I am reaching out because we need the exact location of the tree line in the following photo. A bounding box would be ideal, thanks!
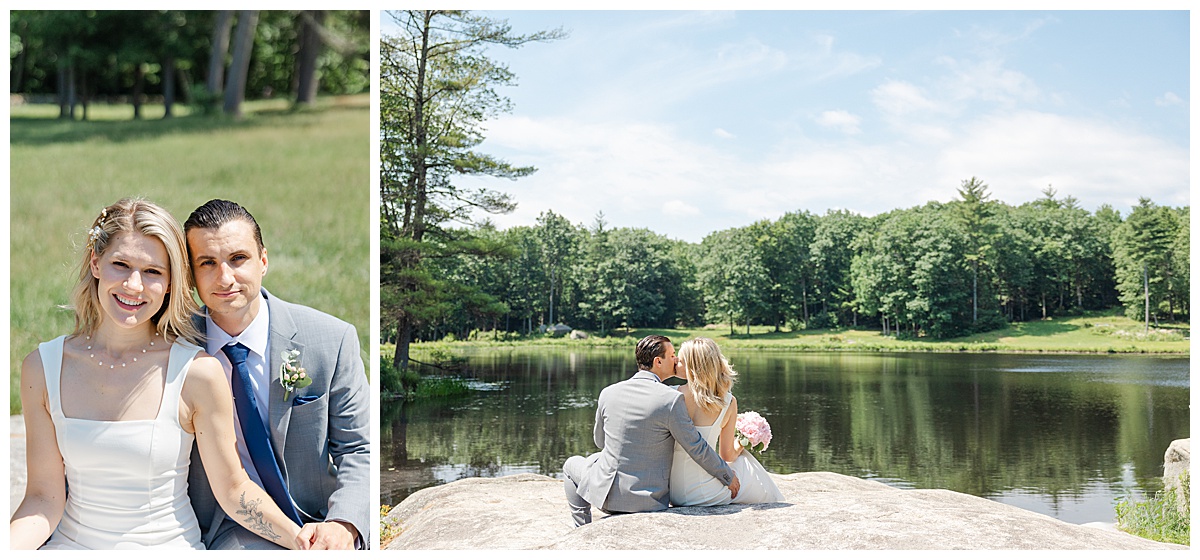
[10,10,368,119]
[378,10,1187,370]
[388,184,1187,345]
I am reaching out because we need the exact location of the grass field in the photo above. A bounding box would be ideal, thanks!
[9,96,370,414]
[408,309,1189,356]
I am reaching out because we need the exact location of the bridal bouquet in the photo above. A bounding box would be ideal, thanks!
[735,411,773,453]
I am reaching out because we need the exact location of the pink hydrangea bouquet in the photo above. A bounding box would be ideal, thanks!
[735,411,773,453]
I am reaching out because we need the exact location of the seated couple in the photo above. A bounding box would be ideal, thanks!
[562,335,784,526]
[10,198,369,550]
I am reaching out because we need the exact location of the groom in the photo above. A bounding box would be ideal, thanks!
[183,199,370,550]
[562,335,739,526]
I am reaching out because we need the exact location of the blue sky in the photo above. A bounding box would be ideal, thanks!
[384,10,1190,243]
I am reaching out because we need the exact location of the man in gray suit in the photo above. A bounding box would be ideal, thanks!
[562,335,740,526]
[183,200,370,550]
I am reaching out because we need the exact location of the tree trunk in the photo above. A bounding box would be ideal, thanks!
[972,262,978,324]
[393,316,412,371]
[132,63,145,120]
[224,10,259,118]
[13,34,27,94]
[207,10,233,95]
[57,63,69,119]
[79,71,88,121]
[162,57,177,118]
[66,61,78,120]
[295,10,326,105]
[1143,263,1150,333]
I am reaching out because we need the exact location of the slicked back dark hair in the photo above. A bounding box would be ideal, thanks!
[184,199,265,255]
[635,335,672,371]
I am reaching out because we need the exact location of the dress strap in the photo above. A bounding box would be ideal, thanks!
[159,340,202,423]
[712,392,734,429]
[37,335,68,420]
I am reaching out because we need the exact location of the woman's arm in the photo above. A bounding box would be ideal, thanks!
[718,395,740,462]
[9,350,67,550]
[181,354,306,550]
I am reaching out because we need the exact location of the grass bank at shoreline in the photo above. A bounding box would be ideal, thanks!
[404,310,1189,356]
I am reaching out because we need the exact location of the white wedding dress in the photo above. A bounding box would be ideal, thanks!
[669,392,785,506]
[38,335,205,550]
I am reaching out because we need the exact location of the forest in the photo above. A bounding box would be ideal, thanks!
[10,10,369,117]
[388,184,1188,344]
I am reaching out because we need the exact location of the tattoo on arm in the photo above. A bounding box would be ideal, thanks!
[236,491,282,542]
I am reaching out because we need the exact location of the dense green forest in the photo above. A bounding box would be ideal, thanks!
[10,10,369,117]
[387,184,1187,344]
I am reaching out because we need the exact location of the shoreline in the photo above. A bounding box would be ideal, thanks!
[406,339,1189,356]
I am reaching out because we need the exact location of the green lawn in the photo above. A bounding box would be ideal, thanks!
[410,309,1189,355]
[9,96,370,414]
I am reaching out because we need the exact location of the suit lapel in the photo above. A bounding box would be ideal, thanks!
[265,290,301,465]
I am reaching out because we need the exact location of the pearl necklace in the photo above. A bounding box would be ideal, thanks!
[84,332,161,369]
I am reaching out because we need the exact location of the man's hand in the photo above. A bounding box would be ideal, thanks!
[297,520,358,550]
[728,473,741,500]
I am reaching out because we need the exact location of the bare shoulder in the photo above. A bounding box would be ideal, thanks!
[20,347,46,388]
[181,353,228,399]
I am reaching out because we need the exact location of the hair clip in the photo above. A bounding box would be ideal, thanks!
[87,225,104,249]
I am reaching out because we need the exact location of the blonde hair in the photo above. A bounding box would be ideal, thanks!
[678,337,737,413]
[70,198,202,345]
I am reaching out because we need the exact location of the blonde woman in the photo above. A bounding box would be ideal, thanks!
[669,337,785,506]
[9,199,307,550]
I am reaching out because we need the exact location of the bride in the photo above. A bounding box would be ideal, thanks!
[9,198,307,550]
[669,337,785,506]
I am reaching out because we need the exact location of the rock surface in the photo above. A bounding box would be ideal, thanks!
[383,472,1184,550]
[10,415,27,515]
[1163,438,1190,508]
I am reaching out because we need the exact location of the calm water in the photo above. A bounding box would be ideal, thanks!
[382,348,1190,525]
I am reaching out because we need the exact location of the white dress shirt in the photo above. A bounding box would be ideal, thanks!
[204,299,272,489]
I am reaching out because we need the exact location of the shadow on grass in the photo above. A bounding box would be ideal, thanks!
[10,102,366,146]
[949,319,1083,342]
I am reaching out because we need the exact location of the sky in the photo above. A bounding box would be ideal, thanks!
[383,10,1191,243]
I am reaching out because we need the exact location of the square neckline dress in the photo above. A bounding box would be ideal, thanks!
[37,335,205,550]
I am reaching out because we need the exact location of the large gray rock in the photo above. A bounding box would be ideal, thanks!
[11,415,27,515]
[383,472,1184,550]
[1163,438,1190,509]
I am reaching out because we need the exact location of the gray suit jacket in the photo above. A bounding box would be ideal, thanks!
[576,370,735,513]
[186,288,371,547]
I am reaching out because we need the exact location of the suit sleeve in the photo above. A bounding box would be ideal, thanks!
[321,322,371,543]
[593,389,606,450]
[666,393,734,486]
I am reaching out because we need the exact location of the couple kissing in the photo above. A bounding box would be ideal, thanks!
[563,335,784,526]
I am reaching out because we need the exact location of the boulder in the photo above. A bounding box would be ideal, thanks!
[383,472,1183,550]
[1163,438,1190,509]
[570,330,589,340]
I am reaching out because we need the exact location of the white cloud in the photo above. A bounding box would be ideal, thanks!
[871,80,942,116]
[1156,92,1183,107]
[798,34,882,82]
[936,111,1189,208]
[463,107,1188,243]
[815,110,862,135]
[713,128,736,139]
[664,200,702,217]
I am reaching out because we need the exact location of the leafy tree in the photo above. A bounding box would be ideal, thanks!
[379,10,563,369]
[810,209,864,328]
[1113,198,1175,330]
[699,227,771,335]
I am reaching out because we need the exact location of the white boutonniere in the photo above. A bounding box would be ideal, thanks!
[280,349,312,401]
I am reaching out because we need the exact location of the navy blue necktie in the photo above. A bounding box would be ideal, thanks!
[222,342,302,525]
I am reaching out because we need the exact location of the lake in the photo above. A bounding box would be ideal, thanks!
[382,347,1190,525]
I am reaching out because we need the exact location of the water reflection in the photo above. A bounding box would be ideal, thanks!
[382,348,1190,524]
